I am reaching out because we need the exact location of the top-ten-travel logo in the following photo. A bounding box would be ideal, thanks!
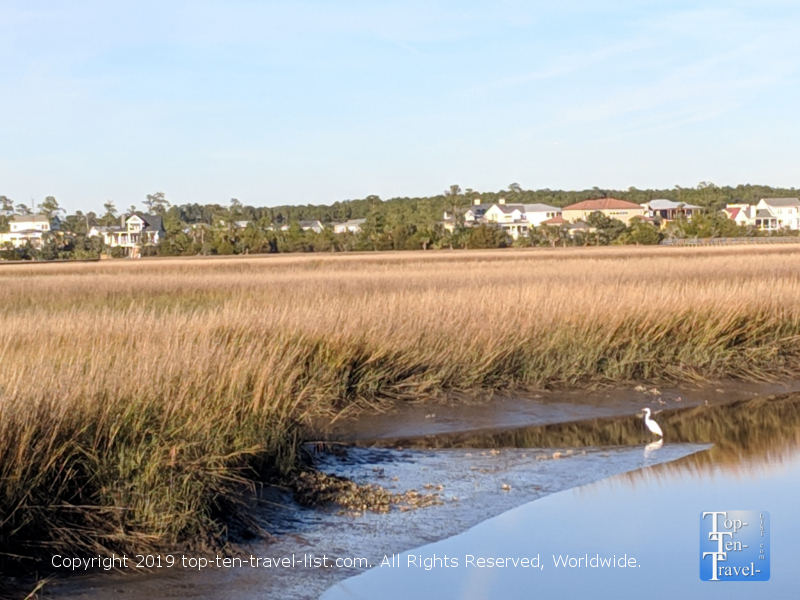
[700,511,770,581]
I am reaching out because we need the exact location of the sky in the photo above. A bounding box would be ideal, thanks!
[2,0,800,214]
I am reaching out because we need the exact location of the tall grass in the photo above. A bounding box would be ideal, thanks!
[2,246,800,568]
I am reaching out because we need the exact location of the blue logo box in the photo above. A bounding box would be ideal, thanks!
[700,511,769,581]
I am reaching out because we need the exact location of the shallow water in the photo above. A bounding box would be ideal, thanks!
[321,400,800,600]
[45,392,800,600]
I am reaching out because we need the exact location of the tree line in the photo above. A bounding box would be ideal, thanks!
[1,182,798,260]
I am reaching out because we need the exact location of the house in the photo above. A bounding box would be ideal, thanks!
[332,219,366,234]
[0,214,60,248]
[463,199,492,223]
[521,204,562,227]
[484,201,525,224]
[92,214,165,252]
[280,219,325,233]
[541,215,592,236]
[562,198,646,225]
[754,209,780,232]
[723,204,755,227]
[756,198,800,230]
[480,199,562,239]
[642,199,702,224]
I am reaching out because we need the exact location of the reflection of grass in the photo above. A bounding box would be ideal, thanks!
[4,248,800,569]
[387,394,800,472]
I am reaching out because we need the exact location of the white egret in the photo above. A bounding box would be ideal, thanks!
[642,407,663,438]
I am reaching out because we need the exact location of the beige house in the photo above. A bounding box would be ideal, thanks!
[0,215,60,248]
[562,198,646,225]
[90,214,165,253]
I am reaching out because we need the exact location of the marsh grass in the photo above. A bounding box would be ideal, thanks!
[2,246,800,570]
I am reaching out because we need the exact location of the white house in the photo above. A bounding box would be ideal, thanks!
[520,203,562,227]
[642,199,702,223]
[756,198,800,231]
[0,215,60,248]
[332,219,365,234]
[481,200,561,239]
[723,204,756,227]
[91,214,165,252]
[484,202,525,224]
[280,219,325,234]
[463,200,492,223]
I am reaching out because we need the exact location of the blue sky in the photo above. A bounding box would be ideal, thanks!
[2,1,800,213]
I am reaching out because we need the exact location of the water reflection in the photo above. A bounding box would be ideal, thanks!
[365,393,800,473]
[323,394,800,600]
[642,439,663,466]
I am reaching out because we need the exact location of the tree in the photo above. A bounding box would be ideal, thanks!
[0,196,13,215]
[444,185,464,233]
[229,198,243,221]
[40,196,63,219]
[144,192,170,214]
[101,200,118,226]
[621,220,662,245]
[0,196,13,233]
[585,212,628,245]
[16,203,32,216]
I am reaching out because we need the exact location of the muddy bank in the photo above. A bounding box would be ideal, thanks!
[321,380,800,444]
[44,443,706,600]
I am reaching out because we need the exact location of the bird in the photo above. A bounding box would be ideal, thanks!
[642,407,663,439]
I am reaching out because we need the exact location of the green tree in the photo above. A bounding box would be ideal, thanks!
[40,196,63,218]
[144,192,170,215]
[620,220,662,245]
[101,200,118,226]
[585,212,628,245]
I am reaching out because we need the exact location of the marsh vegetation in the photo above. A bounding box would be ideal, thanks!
[2,246,800,570]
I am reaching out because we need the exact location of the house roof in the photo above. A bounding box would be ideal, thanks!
[521,204,560,213]
[646,199,702,210]
[10,214,50,223]
[298,219,323,228]
[491,204,525,214]
[726,207,741,220]
[541,216,568,225]
[756,209,774,219]
[562,198,642,211]
[760,197,800,207]
[135,214,164,233]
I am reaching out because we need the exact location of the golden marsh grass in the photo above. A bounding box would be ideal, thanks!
[2,245,800,567]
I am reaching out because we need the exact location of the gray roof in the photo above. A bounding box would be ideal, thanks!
[647,199,702,210]
[521,203,560,213]
[10,214,50,223]
[495,204,525,214]
[298,219,323,227]
[138,214,164,233]
[755,209,774,219]
[760,197,800,207]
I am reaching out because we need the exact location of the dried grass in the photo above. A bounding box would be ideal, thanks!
[2,246,800,566]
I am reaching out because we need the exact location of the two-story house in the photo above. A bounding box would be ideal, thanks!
[756,198,800,231]
[562,198,646,225]
[90,214,165,252]
[0,215,60,248]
